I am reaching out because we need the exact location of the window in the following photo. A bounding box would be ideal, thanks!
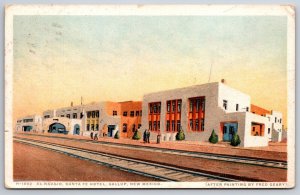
[86,124,90,131]
[275,117,277,123]
[122,123,127,132]
[92,111,95,118]
[130,111,134,117]
[95,124,99,131]
[123,111,128,116]
[87,112,91,118]
[136,111,139,116]
[61,115,65,117]
[148,102,161,131]
[132,124,136,132]
[140,110,142,116]
[91,124,94,131]
[190,119,193,130]
[150,104,153,113]
[167,101,171,112]
[96,111,99,117]
[73,113,77,119]
[236,104,239,111]
[158,104,161,113]
[223,100,228,110]
[113,111,117,116]
[190,101,193,112]
[178,100,182,112]
[44,115,50,119]
[196,99,200,111]
[177,120,181,131]
[153,121,157,130]
[66,114,70,118]
[166,120,170,131]
[138,124,141,129]
[268,128,271,134]
[153,105,157,113]
[171,120,175,131]
[172,101,176,113]
[201,119,205,131]
[23,118,34,123]
[280,119,282,123]
[195,119,199,131]
[201,100,205,111]
[246,107,249,112]
[158,121,160,130]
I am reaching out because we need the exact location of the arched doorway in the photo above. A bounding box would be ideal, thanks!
[73,124,80,135]
[48,123,67,134]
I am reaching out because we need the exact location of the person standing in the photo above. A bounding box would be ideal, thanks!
[147,129,151,143]
[143,129,147,143]
[94,132,98,140]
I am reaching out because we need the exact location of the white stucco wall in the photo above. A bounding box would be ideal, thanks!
[140,82,270,147]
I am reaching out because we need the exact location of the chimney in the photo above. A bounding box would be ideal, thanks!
[71,102,73,107]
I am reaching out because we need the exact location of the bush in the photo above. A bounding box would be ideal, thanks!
[209,129,218,144]
[114,131,119,139]
[230,132,241,146]
[176,128,185,141]
[132,130,141,140]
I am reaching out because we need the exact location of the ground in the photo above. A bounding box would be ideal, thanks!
[13,142,157,181]
[13,132,287,182]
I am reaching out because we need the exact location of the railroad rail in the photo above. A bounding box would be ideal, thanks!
[15,133,288,169]
[14,137,238,182]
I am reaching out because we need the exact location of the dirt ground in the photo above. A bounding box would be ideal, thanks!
[14,134,287,182]
[13,142,157,181]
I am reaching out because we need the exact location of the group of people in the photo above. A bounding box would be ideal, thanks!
[143,129,151,143]
[90,132,98,140]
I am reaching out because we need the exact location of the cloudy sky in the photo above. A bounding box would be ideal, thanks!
[13,16,287,126]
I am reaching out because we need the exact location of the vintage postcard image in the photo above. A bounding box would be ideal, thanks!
[5,5,295,188]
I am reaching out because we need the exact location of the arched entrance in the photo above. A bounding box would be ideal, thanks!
[73,124,80,135]
[48,123,68,134]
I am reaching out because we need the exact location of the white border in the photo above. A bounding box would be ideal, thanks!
[5,4,295,189]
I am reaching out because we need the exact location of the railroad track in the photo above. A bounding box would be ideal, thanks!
[14,137,238,182]
[15,133,288,169]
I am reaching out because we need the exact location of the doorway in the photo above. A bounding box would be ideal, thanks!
[108,125,115,137]
[222,123,238,142]
[73,124,80,135]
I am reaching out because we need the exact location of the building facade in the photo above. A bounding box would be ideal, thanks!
[16,101,142,139]
[15,82,284,147]
[140,82,284,147]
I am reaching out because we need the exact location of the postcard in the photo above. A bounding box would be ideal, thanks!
[5,4,295,188]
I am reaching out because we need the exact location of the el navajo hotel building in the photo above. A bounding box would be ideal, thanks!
[16,82,285,147]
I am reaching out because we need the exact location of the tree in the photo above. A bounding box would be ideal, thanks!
[176,127,185,141]
[132,130,141,140]
[209,129,218,144]
[114,131,119,139]
[230,132,241,146]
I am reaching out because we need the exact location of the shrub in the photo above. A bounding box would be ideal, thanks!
[209,129,218,144]
[132,130,141,140]
[176,128,185,141]
[114,131,119,139]
[230,132,241,146]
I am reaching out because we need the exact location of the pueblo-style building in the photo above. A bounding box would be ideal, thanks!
[15,82,284,147]
[16,101,142,139]
[140,82,284,147]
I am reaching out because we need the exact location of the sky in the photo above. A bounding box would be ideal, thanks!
[13,16,287,127]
